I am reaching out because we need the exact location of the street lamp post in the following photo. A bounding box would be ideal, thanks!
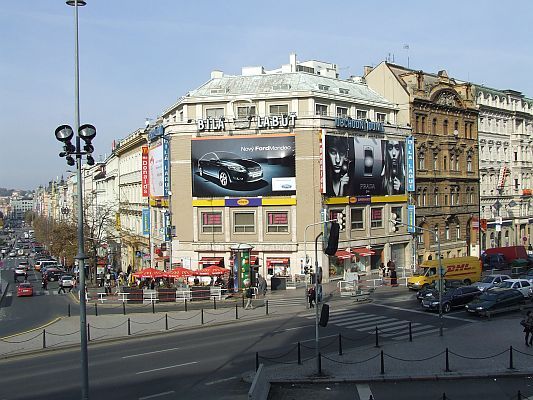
[54,1,93,398]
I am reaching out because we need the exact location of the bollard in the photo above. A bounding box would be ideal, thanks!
[297,342,302,365]
[318,352,322,375]
[409,322,412,342]
[442,393,447,400]
[165,313,168,331]
[375,326,379,348]
[42,329,46,349]
[518,390,522,400]
[185,299,188,312]
[152,301,155,314]
[128,318,131,336]
[87,324,91,342]
[213,298,216,310]
[380,350,384,374]
[445,348,450,372]
[338,334,343,356]
[201,309,204,325]
[255,352,259,371]
[509,345,514,370]
[242,295,245,308]
[68,303,71,317]
[235,303,239,320]
[266,300,269,315]
[122,302,126,316]
[95,302,98,317]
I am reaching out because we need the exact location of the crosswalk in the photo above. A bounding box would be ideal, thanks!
[305,308,442,341]
[6,289,73,297]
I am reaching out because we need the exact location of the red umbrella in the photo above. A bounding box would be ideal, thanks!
[132,267,165,279]
[195,265,229,276]
[165,266,193,278]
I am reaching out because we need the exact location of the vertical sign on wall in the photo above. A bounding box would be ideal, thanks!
[142,146,149,197]
[320,129,326,194]
[407,205,416,233]
[406,136,415,192]
[163,138,170,197]
[142,208,150,236]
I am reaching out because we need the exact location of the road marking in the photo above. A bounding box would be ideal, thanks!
[123,347,182,359]
[357,383,373,400]
[293,334,338,344]
[136,361,198,375]
[138,391,176,400]
[370,303,475,322]
[272,324,315,333]
[205,376,238,386]
[0,317,62,340]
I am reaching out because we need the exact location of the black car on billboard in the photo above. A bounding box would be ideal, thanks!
[198,151,263,188]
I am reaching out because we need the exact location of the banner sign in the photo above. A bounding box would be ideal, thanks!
[321,134,406,197]
[407,205,416,233]
[142,146,149,197]
[191,134,295,197]
[149,138,169,200]
[405,136,415,192]
[142,208,150,236]
[163,212,170,241]
[163,138,170,197]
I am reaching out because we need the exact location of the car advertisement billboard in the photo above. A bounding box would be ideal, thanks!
[321,134,406,197]
[149,138,169,198]
[191,134,295,197]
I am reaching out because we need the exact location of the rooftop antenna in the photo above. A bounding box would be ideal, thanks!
[403,44,410,68]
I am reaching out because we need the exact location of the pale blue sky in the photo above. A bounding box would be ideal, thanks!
[1,0,532,190]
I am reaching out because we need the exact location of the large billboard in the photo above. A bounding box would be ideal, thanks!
[191,134,295,197]
[149,138,169,198]
[321,134,406,197]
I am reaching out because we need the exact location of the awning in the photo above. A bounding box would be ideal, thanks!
[334,250,353,260]
[266,258,290,266]
[352,248,375,257]
[199,257,224,267]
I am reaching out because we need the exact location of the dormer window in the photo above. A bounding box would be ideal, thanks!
[318,84,330,91]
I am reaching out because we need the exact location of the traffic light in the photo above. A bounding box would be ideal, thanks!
[337,212,346,231]
[390,212,399,232]
[323,221,340,256]
[304,265,309,275]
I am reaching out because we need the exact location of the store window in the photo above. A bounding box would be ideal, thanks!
[233,212,255,233]
[371,207,383,228]
[201,212,222,233]
[266,211,289,233]
[329,209,345,231]
[269,104,289,115]
[350,208,364,230]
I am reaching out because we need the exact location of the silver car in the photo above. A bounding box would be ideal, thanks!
[473,274,510,292]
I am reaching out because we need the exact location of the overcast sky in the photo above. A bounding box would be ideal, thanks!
[1,0,532,190]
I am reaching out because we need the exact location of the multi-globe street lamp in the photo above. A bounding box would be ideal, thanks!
[53,1,93,398]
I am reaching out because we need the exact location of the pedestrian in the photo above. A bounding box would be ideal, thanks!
[244,285,254,309]
[524,311,533,346]
[308,286,316,308]
[104,279,111,295]
[390,269,398,287]
[57,280,66,294]
[42,275,48,290]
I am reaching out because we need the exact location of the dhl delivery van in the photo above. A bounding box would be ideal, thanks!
[407,256,481,290]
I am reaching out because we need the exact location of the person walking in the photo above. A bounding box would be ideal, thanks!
[308,286,316,308]
[57,280,66,294]
[524,311,533,346]
[41,275,48,290]
[244,285,254,309]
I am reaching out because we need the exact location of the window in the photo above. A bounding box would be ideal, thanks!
[455,155,459,171]
[515,179,519,190]
[432,118,437,134]
[434,188,439,206]
[418,152,425,169]
[351,208,364,230]
[371,207,383,228]
[443,156,447,170]
[421,116,426,133]
[269,104,289,115]
[266,211,289,233]
[329,209,345,231]
[206,108,224,118]
[456,224,461,239]
[445,223,450,240]
[422,189,427,206]
[433,154,438,170]
[357,109,367,120]
[318,84,330,91]
[454,121,459,135]
[201,212,222,233]
[339,88,349,95]
[391,206,402,224]
[415,116,419,133]
[237,106,256,118]
[315,104,328,116]
[514,152,518,161]
[336,106,348,117]
[376,112,386,123]
[469,187,474,204]
[443,120,448,135]
[233,212,255,233]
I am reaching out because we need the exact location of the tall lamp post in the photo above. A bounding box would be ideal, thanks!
[54,1,94,398]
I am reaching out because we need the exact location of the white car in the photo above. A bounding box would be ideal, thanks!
[473,274,511,292]
[495,279,533,298]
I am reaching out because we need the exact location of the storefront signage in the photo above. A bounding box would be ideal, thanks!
[335,118,384,132]
[142,146,149,197]
[406,136,415,192]
[197,118,225,132]
[257,114,297,129]
[225,198,262,207]
[407,205,416,233]
[142,208,150,236]
[163,138,170,197]
[148,125,164,142]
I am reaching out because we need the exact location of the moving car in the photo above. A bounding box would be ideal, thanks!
[407,257,481,290]
[472,274,511,292]
[14,265,28,281]
[198,151,263,188]
[465,288,525,315]
[59,275,75,288]
[35,260,57,272]
[17,282,33,297]
[416,279,464,301]
[422,286,481,313]
[496,279,533,298]
[45,268,64,282]
[8,251,16,257]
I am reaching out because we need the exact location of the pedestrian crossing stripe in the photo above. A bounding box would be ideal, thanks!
[304,310,444,340]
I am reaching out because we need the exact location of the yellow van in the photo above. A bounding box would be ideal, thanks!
[407,256,481,290]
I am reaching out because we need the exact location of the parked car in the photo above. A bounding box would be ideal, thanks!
[198,151,263,188]
[422,286,482,313]
[510,266,528,278]
[465,288,525,315]
[495,279,533,298]
[416,279,464,301]
[481,253,507,270]
[472,274,511,292]
[518,269,533,284]
[17,282,33,297]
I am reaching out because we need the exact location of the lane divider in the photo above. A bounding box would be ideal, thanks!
[0,316,62,340]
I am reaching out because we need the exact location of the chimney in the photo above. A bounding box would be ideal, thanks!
[289,53,297,72]
[211,70,224,79]
[363,66,373,77]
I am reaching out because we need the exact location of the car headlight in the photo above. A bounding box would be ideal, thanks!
[228,165,246,172]
[476,306,483,310]
[431,301,439,305]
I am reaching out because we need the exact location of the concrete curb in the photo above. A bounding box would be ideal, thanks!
[0,282,9,306]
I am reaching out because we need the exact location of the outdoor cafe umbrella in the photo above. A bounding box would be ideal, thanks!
[195,265,229,276]
[132,267,165,279]
[165,266,193,278]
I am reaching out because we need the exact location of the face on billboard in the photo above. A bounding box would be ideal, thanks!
[191,134,295,197]
[322,134,405,197]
